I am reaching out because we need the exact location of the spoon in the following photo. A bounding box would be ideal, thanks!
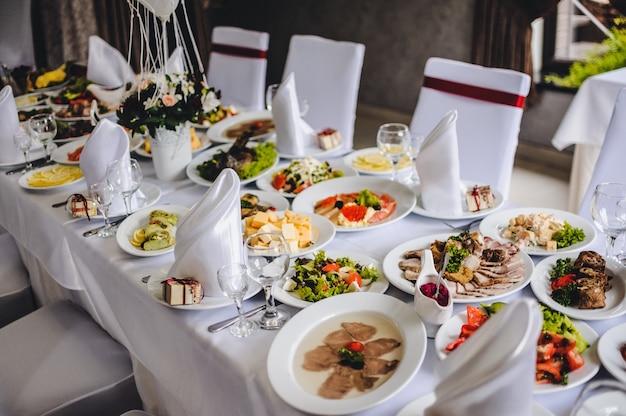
[434,252,450,299]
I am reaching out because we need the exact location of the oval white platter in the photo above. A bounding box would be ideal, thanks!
[207,110,275,144]
[531,253,626,320]
[291,176,416,232]
[18,164,84,191]
[434,309,600,395]
[267,292,427,415]
[256,159,359,198]
[186,142,278,187]
[342,147,412,176]
[382,233,535,303]
[274,250,389,308]
[479,207,596,256]
[116,204,189,257]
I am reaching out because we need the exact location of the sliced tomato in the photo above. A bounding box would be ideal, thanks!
[445,337,467,352]
[537,343,557,362]
[566,349,585,371]
[293,182,311,194]
[345,272,362,287]
[322,263,340,273]
[466,305,489,327]
[340,205,368,222]
[550,273,576,290]
[459,324,480,338]
[271,173,287,190]
[536,362,563,383]
[346,341,364,353]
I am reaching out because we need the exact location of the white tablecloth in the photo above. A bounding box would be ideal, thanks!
[552,67,626,212]
[0,155,622,416]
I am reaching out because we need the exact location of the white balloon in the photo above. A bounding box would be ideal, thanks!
[137,0,180,20]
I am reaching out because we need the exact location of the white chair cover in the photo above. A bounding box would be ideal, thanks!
[282,35,365,157]
[207,26,269,111]
[0,0,35,68]
[0,300,142,415]
[0,233,34,328]
[578,87,626,221]
[410,57,531,199]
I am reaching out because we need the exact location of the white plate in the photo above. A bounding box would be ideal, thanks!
[412,180,504,220]
[396,393,554,416]
[186,142,278,187]
[267,292,427,415]
[243,210,335,258]
[382,233,534,302]
[531,253,626,320]
[275,250,389,308]
[597,322,626,384]
[18,164,84,191]
[256,159,359,198]
[239,190,290,214]
[134,130,212,158]
[146,263,261,310]
[207,110,275,144]
[479,208,597,256]
[434,309,600,394]
[291,176,416,232]
[51,137,87,165]
[116,204,188,257]
[14,92,49,108]
[342,147,412,176]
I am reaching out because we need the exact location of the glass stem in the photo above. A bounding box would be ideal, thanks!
[123,196,132,216]
[23,151,32,170]
[234,296,245,324]
[102,206,111,229]
[606,234,618,259]
[263,284,277,316]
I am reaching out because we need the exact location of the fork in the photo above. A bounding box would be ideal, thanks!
[442,218,482,232]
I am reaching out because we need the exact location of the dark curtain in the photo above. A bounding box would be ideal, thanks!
[471,0,560,103]
[92,0,212,76]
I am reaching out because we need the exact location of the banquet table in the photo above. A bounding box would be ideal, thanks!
[552,67,626,213]
[0,152,623,416]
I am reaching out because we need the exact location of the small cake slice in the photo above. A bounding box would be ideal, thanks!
[68,194,97,218]
[162,278,203,305]
[466,185,495,212]
[317,128,342,150]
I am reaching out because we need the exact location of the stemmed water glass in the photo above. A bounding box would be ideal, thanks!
[244,232,290,330]
[88,180,116,238]
[106,158,142,216]
[265,83,309,116]
[217,263,259,338]
[377,123,410,182]
[28,113,57,165]
[590,182,626,260]
[405,132,424,186]
[13,130,33,172]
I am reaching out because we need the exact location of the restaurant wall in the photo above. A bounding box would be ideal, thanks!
[207,0,475,114]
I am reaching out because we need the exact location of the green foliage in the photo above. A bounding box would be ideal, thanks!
[545,18,626,89]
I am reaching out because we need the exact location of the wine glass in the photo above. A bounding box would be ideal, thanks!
[106,158,142,216]
[405,132,424,186]
[265,83,309,116]
[244,232,290,330]
[217,263,259,338]
[377,123,410,182]
[590,182,626,260]
[569,379,626,416]
[28,113,57,165]
[88,180,116,238]
[13,130,33,172]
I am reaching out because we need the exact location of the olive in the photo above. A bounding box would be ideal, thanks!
[334,201,344,209]
[373,204,381,210]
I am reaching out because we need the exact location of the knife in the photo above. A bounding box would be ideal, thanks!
[5,158,48,175]
[82,216,127,237]
[207,304,266,333]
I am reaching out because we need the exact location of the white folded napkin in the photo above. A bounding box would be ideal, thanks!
[425,298,542,416]
[79,119,138,214]
[87,35,136,88]
[167,169,243,297]
[271,72,317,156]
[416,110,463,216]
[0,85,23,164]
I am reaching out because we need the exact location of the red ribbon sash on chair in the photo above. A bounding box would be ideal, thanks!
[211,43,267,59]
[423,76,526,108]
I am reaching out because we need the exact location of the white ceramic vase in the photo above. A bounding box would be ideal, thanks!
[150,123,192,181]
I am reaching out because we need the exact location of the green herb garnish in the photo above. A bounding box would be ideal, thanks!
[445,244,470,273]
[337,347,365,369]
[553,222,586,248]
[550,257,574,279]
[355,189,381,209]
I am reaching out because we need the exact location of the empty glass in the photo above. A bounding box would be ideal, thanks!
[28,113,57,165]
[217,263,259,338]
[88,180,116,238]
[244,232,290,330]
[590,182,626,260]
[265,83,309,116]
[377,123,410,182]
[106,158,142,216]
[13,130,33,172]
[405,132,424,186]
